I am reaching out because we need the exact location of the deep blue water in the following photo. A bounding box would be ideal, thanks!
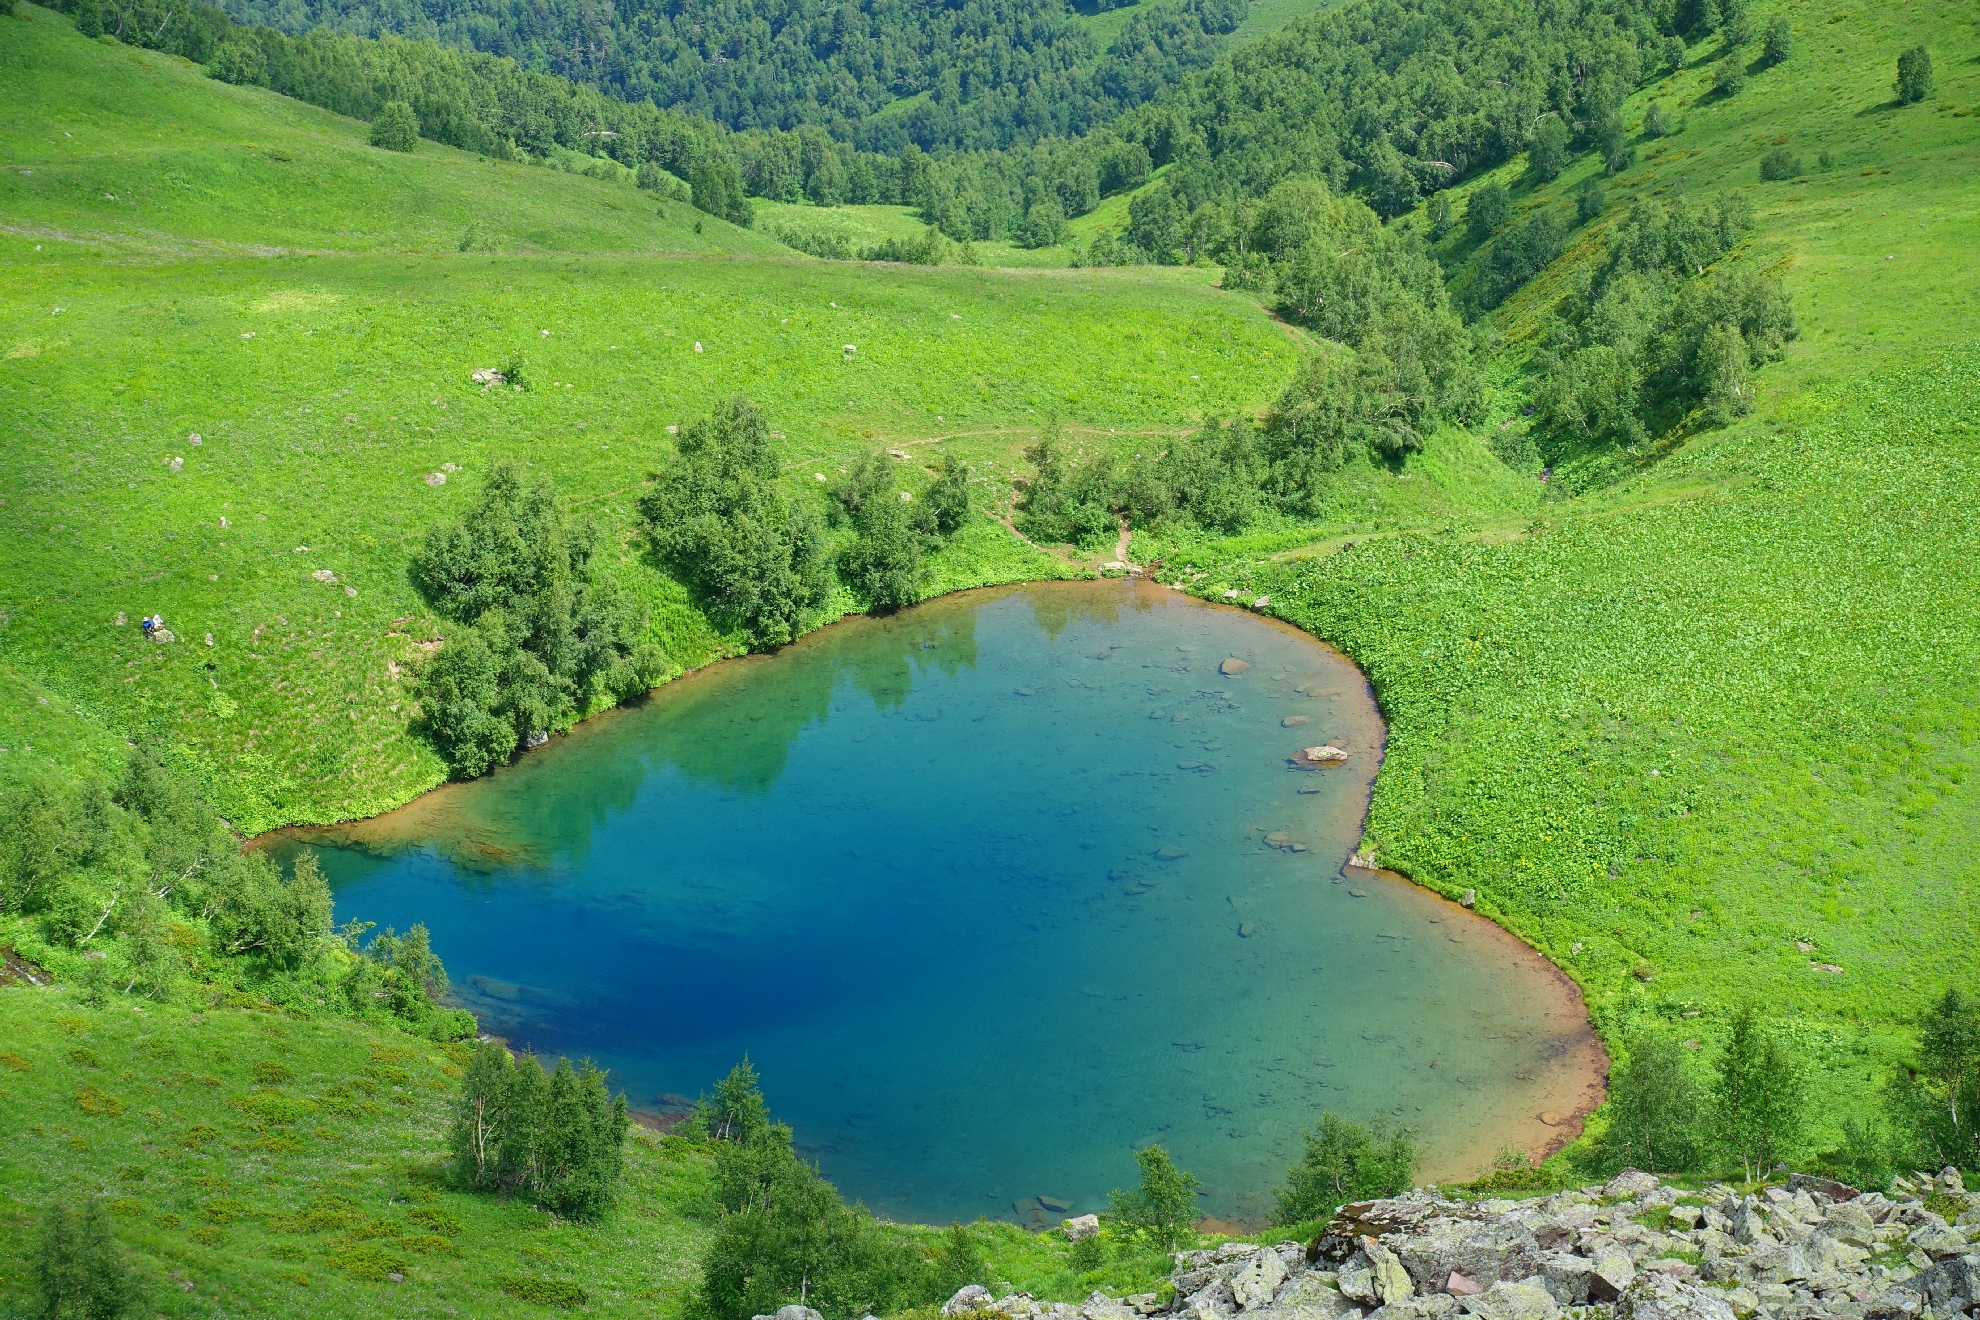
[296,581,1597,1226]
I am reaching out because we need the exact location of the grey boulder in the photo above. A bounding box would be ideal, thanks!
[945,1287,995,1317]
[1457,1280,1561,1320]
[1230,1251,1289,1310]
[1614,1273,1739,1320]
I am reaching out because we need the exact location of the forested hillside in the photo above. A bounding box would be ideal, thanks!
[203,0,1255,150]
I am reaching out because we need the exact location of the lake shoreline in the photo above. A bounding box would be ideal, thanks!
[261,575,1611,1218]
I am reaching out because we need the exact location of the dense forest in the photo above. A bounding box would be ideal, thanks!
[200,0,1248,151]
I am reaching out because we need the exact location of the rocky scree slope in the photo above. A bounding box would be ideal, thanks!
[927,1169,1980,1320]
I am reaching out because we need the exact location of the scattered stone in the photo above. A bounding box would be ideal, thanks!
[1295,745,1349,768]
[694,341,704,353]
[1539,1112,1561,1126]
[525,730,548,749]
[1811,962,1845,974]
[1461,889,1477,908]
[311,569,337,583]
[1220,658,1250,676]
[166,455,183,472]
[425,471,447,486]
[945,1287,995,1316]
[470,367,506,385]
[954,1168,1965,1320]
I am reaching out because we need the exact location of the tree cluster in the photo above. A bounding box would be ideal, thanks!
[1531,992,1980,1191]
[1272,1113,1419,1226]
[202,0,1246,156]
[1014,416,1266,548]
[0,754,468,1036]
[828,451,973,612]
[686,1060,950,1320]
[35,1199,140,1320]
[1,755,327,988]
[1531,194,1794,455]
[413,463,662,779]
[450,1041,630,1222]
[639,397,833,648]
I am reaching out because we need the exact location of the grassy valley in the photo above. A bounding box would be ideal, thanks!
[4,0,1980,1310]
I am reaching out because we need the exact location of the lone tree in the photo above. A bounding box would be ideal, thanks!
[1711,1005,1807,1182]
[35,1200,139,1319]
[369,100,420,152]
[1895,45,1934,105]
[1762,15,1792,64]
[1591,1035,1701,1175]
[1108,1145,1199,1249]
[1526,115,1570,184]
[1273,1113,1418,1224]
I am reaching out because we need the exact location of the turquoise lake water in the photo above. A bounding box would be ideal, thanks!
[297,580,1599,1227]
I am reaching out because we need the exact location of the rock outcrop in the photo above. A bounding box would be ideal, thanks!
[946,1168,1980,1320]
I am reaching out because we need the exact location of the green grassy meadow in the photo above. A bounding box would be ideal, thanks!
[0,6,1306,828]
[0,989,1186,1317]
[4,0,1980,1306]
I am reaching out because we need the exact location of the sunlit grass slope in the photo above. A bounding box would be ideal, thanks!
[0,985,1190,1318]
[0,10,1310,829]
[1170,0,1980,1125]
[0,3,781,257]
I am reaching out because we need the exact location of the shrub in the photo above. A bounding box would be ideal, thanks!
[689,154,754,227]
[1273,1112,1417,1224]
[1107,1145,1198,1249]
[1699,322,1754,420]
[691,1063,933,1320]
[1014,431,1123,547]
[1526,115,1570,184]
[1895,45,1933,105]
[838,492,921,613]
[1759,147,1802,181]
[1021,198,1067,248]
[1762,15,1792,64]
[206,39,264,85]
[1426,193,1454,239]
[1642,101,1677,139]
[36,1200,139,1319]
[917,454,973,539]
[1478,208,1567,308]
[369,101,419,152]
[1576,181,1609,225]
[1713,63,1745,97]
[1883,987,1980,1171]
[498,1276,589,1309]
[1466,182,1511,239]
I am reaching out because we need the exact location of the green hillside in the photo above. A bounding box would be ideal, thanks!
[0,7,1308,826]
[4,0,1980,1309]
